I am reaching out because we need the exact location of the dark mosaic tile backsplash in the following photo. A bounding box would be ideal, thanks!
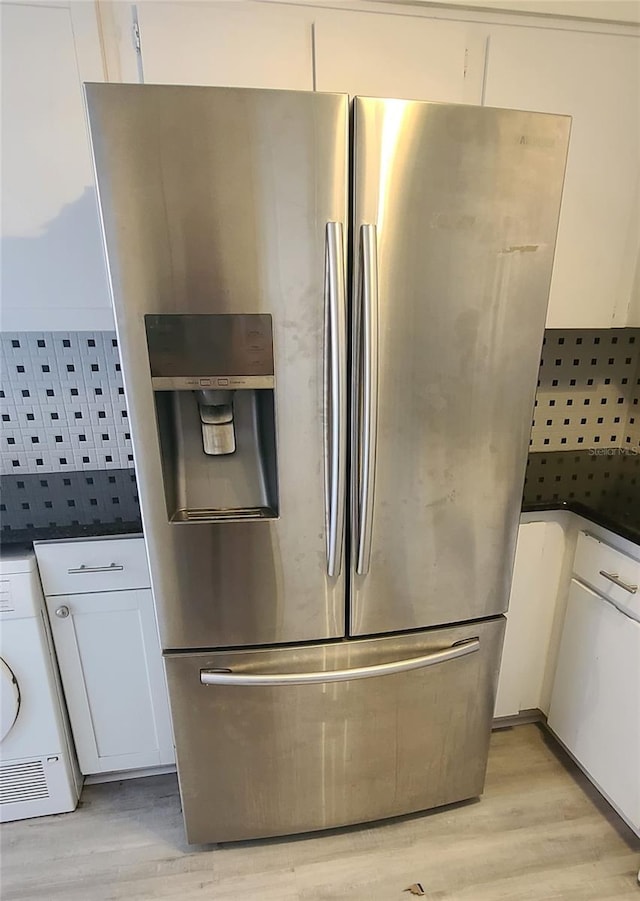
[0,331,140,540]
[0,469,140,534]
[2,327,640,544]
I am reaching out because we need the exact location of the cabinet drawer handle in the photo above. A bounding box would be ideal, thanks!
[598,570,638,594]
[67,563,124,574]
[55,606,70,618]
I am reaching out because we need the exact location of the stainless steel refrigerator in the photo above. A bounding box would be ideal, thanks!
[85,85,569,844]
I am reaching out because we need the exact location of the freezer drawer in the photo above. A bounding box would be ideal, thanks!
[165,617,504,843]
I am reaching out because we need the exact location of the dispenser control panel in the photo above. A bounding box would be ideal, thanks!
[146,313,274,390]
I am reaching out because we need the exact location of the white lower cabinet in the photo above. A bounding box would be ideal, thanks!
[495,520,567,718]
[36,538,174,775]
[548,579,640,835]
[496,516,640,834]
[46,588,174,775]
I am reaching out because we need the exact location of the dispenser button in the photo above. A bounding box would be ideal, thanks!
[199,378,212,386]
[217,378,229,386]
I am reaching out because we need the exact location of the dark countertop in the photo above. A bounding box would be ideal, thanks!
[0,469,142,546]
[523,450,640,545]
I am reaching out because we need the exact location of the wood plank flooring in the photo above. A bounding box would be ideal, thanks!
[1,725,638,900]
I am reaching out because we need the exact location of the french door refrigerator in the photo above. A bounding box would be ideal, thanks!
[86,85,569,844]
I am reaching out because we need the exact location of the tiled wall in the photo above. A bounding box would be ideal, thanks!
[2,328,640,478]
[524,450,640,519]
[0,332,132,475]
[630,355,640,448]
[530,329,640,452]
[0,470,140,535]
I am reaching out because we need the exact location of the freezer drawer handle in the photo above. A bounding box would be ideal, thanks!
[67,563,124,574]
[199,637,479,686]
[355,223,379,576]
[325,221,347,578]
[598,570,638,594]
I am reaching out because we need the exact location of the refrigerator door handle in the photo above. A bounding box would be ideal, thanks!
[356,223,379,576]
[325,222,348,578]
[200,637,479,686]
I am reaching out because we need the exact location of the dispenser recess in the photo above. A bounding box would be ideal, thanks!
[146,314,279,522]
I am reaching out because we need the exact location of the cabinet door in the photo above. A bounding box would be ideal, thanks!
[494,520,567,718]
[494,522,546,718]
[0,3,113,331]
[46,589,174,774]
[548,580,640,834]
[314,8,484,103]
[137,1,313,89]
[484,26,640,328]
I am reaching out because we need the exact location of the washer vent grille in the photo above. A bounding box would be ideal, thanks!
[0,760,49,805]
[0,580,15,614]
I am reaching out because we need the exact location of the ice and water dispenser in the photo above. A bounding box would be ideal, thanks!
[146,314,279,521]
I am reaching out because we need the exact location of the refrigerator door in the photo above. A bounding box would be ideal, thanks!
[86,85,349,649]
[165,616,504,843]
[350,98,570,636]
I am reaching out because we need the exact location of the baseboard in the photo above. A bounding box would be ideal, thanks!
[84,764,177,784]
[492,708,546,730]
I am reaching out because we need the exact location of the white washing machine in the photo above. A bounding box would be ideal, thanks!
[0,548,81,821]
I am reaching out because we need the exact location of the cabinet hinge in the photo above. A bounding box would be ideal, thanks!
[133,21,141,52]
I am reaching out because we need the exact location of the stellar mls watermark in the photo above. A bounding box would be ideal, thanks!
[588,446,640,457]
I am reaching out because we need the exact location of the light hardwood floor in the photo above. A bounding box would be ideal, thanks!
[1,725,638,900]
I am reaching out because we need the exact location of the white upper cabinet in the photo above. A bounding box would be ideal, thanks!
[6,1,637,332]
[313,8,485,103]
[1,2,113,331]
[484,25,640,329]
[136,1,313,88]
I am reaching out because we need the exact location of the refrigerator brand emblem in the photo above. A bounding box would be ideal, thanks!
[518,134,556,149]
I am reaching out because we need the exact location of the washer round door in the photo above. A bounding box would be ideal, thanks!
[0,658,20,741]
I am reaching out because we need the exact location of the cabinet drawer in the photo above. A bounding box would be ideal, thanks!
[35,537,150,596]
[574,532,640,621]
[166,618,504,843]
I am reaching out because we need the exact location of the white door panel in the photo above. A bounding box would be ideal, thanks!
[46,589,174,774]
[0,3,112,330]
[314,8,483,103]
[137,1,313,89]
[484,26,640,328]
[549,579,640,835]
